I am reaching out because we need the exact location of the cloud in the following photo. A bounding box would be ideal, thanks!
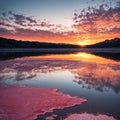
[0,19,13,27]
[0,1,120,45]
[73,3,120,34]
[0,11,76,43]
[1,11,48,27]
[0,27,15,37]
[9,12,37,26]
[13,13,37,25]
[110,28,120,33]
[26,17,37,23]
[13,14,27,25]
[2,12,7,17]
[8,11,12,15]
[0,11,71,33]
[0,28,10,34]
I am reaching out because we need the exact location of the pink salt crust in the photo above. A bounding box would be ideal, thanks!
[0,86,86,120]
[65,113,116,120]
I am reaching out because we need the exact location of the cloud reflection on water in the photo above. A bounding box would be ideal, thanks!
[0,52,120,93]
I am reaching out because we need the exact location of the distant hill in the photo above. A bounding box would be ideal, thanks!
[0,37,80,48]
[0,37,120,48]
[87,38,120,48]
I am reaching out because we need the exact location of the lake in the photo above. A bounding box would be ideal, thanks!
[0,50,120,120]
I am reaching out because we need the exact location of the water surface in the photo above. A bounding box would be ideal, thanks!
[0,51,120,120]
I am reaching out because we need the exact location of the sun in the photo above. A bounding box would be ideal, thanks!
[77,40,91,47]
[79,44,86,48]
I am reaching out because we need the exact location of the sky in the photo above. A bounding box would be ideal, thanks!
[0,0,120,45]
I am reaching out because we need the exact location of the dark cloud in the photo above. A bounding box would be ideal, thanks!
[109,28,120,33]
[0,28,8,34]
[0,11,72,37]
[1,11,37,26]
[13,14,26,25]
[26,17,37,23]
[13,14,26,21]
[2,12,7,17]
[0,20,13,27]
[0,28,13,34]
[1,11,56,29]
[11,13,38,26]
[8,11,12,15]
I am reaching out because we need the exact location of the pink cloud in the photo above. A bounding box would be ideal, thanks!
[73,3,120,34]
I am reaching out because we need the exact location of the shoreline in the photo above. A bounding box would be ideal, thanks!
[0,48,120,53]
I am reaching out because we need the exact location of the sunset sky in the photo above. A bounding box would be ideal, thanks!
[0,0,120,45]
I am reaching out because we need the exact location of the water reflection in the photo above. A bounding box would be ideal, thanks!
[73,62,120,93]
[0,52,120,93]
[0,49,120,61]
[0,52,120,119]
[92,52,120,61]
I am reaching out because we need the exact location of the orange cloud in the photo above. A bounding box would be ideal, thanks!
[72,3,120,44]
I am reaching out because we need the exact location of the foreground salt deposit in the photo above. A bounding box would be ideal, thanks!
[0,86,86,120]
[65,113,116,120]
